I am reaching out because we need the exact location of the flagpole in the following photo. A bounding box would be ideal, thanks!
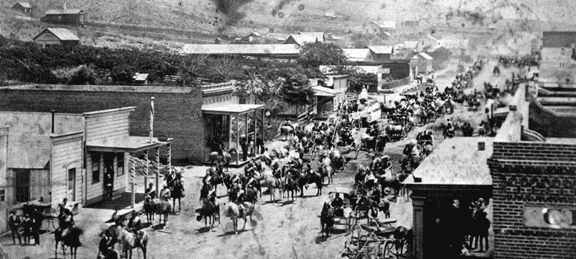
[150,97,154,143]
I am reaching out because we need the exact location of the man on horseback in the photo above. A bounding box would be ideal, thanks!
[58,198,75,237]
[160,185,171,202]
[145,183,156,199]
[331,193,344,216]
[127,211,143,234]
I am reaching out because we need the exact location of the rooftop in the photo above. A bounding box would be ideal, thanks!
[372,21,396,29]
[342,48,370,61]
[34,28,80,41]
[14,2,32,8]
[542,31,576,48]
[404,137,494,186]
[45,9,83,15]
[367,45,394,54]
[87,136,171,153]
[0,84,195,94]
[202,103,264,115]
[181,44,300,56]
[403,41,419,49]
[413,52,433,60]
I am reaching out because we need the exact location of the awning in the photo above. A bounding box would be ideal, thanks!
[312,86,340,97]
[87,136,172,153]
[202,103,264,115]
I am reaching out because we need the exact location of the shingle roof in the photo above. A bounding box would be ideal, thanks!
[367,45,394,54]
[14,2,32,8]
[284,33,324,45]
[342,49,370,61]
[45,9,83,15]
[542,31,576,48]
[181,44,300,56]
[34,28,80,41]
[133,73,149,81]
[404,137,493,186]
[371,21,396,29]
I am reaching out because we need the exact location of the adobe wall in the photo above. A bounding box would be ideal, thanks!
[0,85,204,164]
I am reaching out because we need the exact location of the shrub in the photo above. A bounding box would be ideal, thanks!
[69,65,98,85]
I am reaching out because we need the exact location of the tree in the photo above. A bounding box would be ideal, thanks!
[333,66,378,92]
[69,65,98,85]
[297,42,348,69]
[111,64,136,84]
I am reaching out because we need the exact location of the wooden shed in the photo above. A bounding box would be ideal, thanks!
[33,28,80,48]
[42,8,85,26]
[12,2,33,14]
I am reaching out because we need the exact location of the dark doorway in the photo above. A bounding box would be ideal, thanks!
[14,169,30,202]
[103,153,115,201]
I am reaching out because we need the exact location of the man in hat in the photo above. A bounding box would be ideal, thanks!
[8,211,22,245]
[145,183,156,199]
[127,211,143,234]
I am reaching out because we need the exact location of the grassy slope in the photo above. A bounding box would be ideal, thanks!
[2,0,576,51]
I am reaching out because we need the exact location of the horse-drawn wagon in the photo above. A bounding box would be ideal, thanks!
[328,187,356,232]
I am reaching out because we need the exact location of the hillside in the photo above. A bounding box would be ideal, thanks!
[2,0,576,53]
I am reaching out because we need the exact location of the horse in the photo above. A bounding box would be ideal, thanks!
[319,158,334,185]
[320,202,335,238]
[283,175,298,201]
[144,196,171,226]
[196,198,220,230]
[263,173,283,202]
[118,225,148,259]
[298,171,323,197]
[171,179,185,212]
[54,226,83,259]
[224,202,255,234]
[209,148,235,172]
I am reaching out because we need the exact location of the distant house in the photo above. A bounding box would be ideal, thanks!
[439,38,469,56]
[403,41,420,51]
[133,73,149,85]
[366,21,396,35]
[33,28,80,48]
[427,46,450,69]
[283,32,325,46]
[403,19,420,27]
[342,49,371,62]
[539,31,576,86]
[12,2,33,14]
[419,34,441,52]
[367,45,394,61]
[42,6,85,26]
[411,52,433,73]
[247,32,262,43]
[325,10,336,18]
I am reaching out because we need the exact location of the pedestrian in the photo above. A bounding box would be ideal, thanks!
[8,211,22,245]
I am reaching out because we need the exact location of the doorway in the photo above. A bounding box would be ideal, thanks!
[14,169,30,202]
[103,153,115,201]
[68,168,76,201]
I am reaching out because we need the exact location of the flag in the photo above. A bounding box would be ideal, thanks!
[149,97,154,143]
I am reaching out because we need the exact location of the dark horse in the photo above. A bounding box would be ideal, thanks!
[298,171,323,197]
[283,175,298,201]
[320,202,334,237]
[54,226,83,259]
[196,197,220,230]
[171,179,185,212]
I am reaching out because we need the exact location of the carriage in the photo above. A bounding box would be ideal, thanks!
[343,218,411,259]
[328,187,356,233]
[385,123,406,141]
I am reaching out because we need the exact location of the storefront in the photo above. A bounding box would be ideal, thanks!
[404,137,494,259]
[202,103,265,165]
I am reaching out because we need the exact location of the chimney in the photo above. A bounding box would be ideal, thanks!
[63,3,67,10]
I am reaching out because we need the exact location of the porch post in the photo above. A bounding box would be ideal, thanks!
[228,115,233,151]
[253,110,257,156]
[167,143,172,174]
[245,113,248,160]
[144,150,149,193]
[235,114,240,165]
[261,109,265,148]
[130,154,136,208]
[155,147,160,197]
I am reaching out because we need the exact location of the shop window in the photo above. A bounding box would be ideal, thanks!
[92,153,100,184]
[117,153,125,176]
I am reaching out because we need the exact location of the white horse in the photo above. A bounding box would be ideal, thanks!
[224,202,255,234]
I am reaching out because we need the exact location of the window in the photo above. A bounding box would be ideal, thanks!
[91,153,100,184]
[0,189,5,201]
[117,153,125,176]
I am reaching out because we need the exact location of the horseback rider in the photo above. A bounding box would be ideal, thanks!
[145,183,156,199]
[236,189,246,217]
[331,193,344,217]
[98,230,114,259]
[127,211,143,236]
[160,185,171,202]
[58,198,75,234]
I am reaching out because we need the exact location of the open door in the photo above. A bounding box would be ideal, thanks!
[103,153,115,201]
[67,168,76,201]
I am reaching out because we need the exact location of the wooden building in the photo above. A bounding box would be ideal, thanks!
[33,28,80,48]
[411,52,433,73]
[367,45,394,61]
[12,2,33,14]
[42,8,85,26]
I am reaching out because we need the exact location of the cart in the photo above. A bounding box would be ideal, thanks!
[344,218,410,259]
[329,187,356,233]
